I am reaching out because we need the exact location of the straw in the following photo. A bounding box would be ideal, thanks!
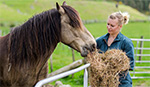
[87,49,130,87]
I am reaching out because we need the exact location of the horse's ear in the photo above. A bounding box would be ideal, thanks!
[62,1,67,6]
[56,2,65,15]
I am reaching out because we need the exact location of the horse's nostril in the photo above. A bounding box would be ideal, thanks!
[92,44,96,49]
[91,43,96,52]
[83,44,96,53]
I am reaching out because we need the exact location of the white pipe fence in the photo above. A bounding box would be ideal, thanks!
[84,68,88,87]
[35,63,90,87]
[131,38,150,79]
[131,38,150,41]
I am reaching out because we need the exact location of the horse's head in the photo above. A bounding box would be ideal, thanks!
[56,2,96,57]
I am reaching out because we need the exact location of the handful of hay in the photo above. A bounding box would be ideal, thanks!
[87,49,130,87]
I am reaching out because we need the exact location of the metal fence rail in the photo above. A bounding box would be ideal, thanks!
[35,63,90,87]
[130,72,150,74]
[135,61,150,63]
[131,39,150,41]
[135,54,150,56]
[131,38,150,79]
[135,66,150,68]
[135,48,150,50]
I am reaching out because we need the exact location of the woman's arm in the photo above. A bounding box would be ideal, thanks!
[124,39,135,71]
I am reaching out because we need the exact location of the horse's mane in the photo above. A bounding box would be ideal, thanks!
[9,8,61,68]
[8,5,83,68]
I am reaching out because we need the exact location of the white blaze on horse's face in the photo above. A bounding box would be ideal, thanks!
[56,3,96,57]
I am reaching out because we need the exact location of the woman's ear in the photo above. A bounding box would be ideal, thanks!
[119,25,123,29]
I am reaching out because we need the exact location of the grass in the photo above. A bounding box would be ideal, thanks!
[85,22,150,39]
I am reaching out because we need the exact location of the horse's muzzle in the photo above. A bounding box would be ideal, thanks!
[81,43,96,57]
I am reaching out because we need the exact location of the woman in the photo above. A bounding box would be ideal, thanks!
[96,12,134,87]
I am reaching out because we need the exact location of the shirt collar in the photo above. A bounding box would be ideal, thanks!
[103,32,122,41]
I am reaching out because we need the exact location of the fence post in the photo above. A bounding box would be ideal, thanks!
[72,48,75,78]
[0,30,1,36]
[72,49,75,62]
[50,55,53,72]
[139,36,144,63]
[84,68,88,87]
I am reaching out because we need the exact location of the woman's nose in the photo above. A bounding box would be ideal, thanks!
[107,25,110,29]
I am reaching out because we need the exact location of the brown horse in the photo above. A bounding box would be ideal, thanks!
[0,2,96,87]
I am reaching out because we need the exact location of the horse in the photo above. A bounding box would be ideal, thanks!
[0,2,96,87]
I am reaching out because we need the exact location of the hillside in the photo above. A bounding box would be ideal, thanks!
[0,0,148,23]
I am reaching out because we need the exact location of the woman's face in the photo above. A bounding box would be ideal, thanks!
[107,18,122,36]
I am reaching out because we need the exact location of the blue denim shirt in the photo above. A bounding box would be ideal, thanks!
[96,32,134,87]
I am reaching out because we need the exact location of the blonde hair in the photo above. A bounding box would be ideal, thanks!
[109,11,130,25]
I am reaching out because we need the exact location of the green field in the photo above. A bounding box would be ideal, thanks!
[0,0,150,87]
[0,0,148,23]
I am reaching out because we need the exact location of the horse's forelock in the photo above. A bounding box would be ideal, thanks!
[62,5,83,30]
